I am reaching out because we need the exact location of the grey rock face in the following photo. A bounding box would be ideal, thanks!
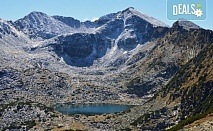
[0,19,18,37]
[177,19,200,30]
[52,15,81,28]
[50,33,111,66]
[14,11,74,39]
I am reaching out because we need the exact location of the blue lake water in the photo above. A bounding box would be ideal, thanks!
[54,103,134,115]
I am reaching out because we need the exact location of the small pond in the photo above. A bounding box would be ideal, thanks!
[54,103,134,115]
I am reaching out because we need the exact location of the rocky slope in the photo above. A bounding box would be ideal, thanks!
[129,42,213,130]
[164,43,213,130]
[124,20,213,97]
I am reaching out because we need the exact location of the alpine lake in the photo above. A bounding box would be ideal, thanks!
[54,103,134,115]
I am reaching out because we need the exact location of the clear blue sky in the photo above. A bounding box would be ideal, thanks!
[0,0,212,30]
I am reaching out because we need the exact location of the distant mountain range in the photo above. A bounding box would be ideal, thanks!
[0,7,212,130]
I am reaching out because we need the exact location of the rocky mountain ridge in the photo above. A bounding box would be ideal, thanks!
[15,7,169,67]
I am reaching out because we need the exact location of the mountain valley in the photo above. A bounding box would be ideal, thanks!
[0,7,212,130]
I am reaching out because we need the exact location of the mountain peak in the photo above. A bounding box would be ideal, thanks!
[172,19,200,30]
[122,7,135,12]
[14,11,75,39]
[98,7,169,27]
[19,11,51,23]
[26,11,48,18]
[29,11,45,14]
[121,7,169,27]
